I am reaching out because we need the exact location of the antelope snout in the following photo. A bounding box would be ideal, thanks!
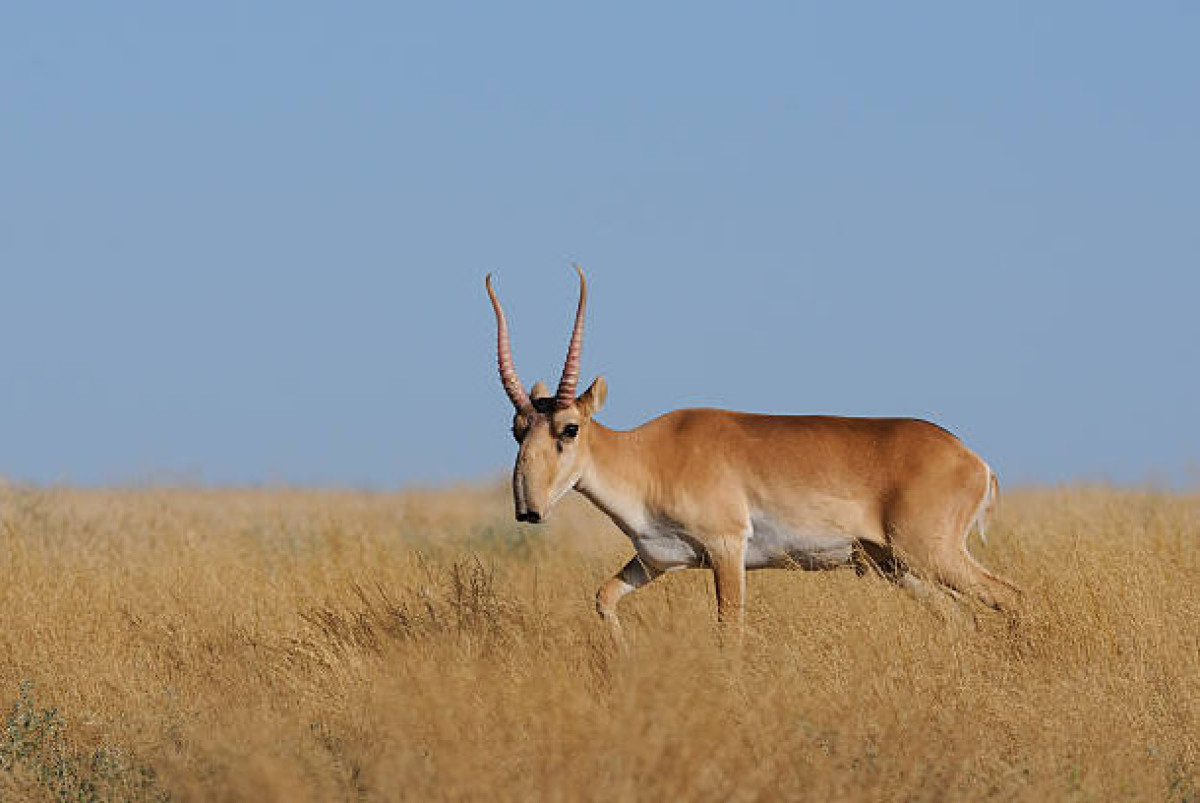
[516,511,543,524]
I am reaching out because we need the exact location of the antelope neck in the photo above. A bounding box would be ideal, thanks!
[574,422,650,533]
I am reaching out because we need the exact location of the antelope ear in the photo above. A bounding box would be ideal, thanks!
[576,376,608,418]
[529,381,551,401]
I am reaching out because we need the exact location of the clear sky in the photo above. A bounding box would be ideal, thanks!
[2,3,1197,487]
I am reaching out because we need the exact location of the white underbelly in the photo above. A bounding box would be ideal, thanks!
[630,529,705,571]
[744,513,856,570]
[627,512,857,572]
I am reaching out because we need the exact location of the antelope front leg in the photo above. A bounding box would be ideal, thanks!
[709,537,747,631]
[595,556,661,646]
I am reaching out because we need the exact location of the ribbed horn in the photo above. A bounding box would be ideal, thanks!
[555,263,588,408]
[486,274,532,412]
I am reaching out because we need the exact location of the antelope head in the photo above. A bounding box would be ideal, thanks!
[486,265,607,523]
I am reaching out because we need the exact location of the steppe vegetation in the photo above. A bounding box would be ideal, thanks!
[0,482,1195,801]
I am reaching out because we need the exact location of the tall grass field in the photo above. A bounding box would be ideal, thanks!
[0,483,1195,801]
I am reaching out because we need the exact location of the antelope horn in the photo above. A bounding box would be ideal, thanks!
[555,263,588,408]
[486,274,532,411]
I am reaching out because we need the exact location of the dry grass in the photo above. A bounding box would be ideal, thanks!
[0,481,1196,801]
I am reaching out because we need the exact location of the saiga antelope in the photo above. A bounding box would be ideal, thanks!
[487,266,1020,638]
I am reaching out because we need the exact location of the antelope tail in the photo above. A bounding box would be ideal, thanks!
[971,466,999,546]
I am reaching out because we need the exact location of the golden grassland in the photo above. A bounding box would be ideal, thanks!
[0,482,1196,801]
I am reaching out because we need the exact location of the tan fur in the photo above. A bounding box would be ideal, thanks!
[510,397,1021,638]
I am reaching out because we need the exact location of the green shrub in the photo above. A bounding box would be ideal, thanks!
[1,682,167,803]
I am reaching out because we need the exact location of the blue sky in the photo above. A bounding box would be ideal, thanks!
[2,3,1197,487]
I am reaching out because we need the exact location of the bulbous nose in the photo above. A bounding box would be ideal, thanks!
[517,511,542,524]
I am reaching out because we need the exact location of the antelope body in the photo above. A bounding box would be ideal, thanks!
[487,267,1020,637]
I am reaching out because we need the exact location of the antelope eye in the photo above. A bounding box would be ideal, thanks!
[562,424,579,439]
